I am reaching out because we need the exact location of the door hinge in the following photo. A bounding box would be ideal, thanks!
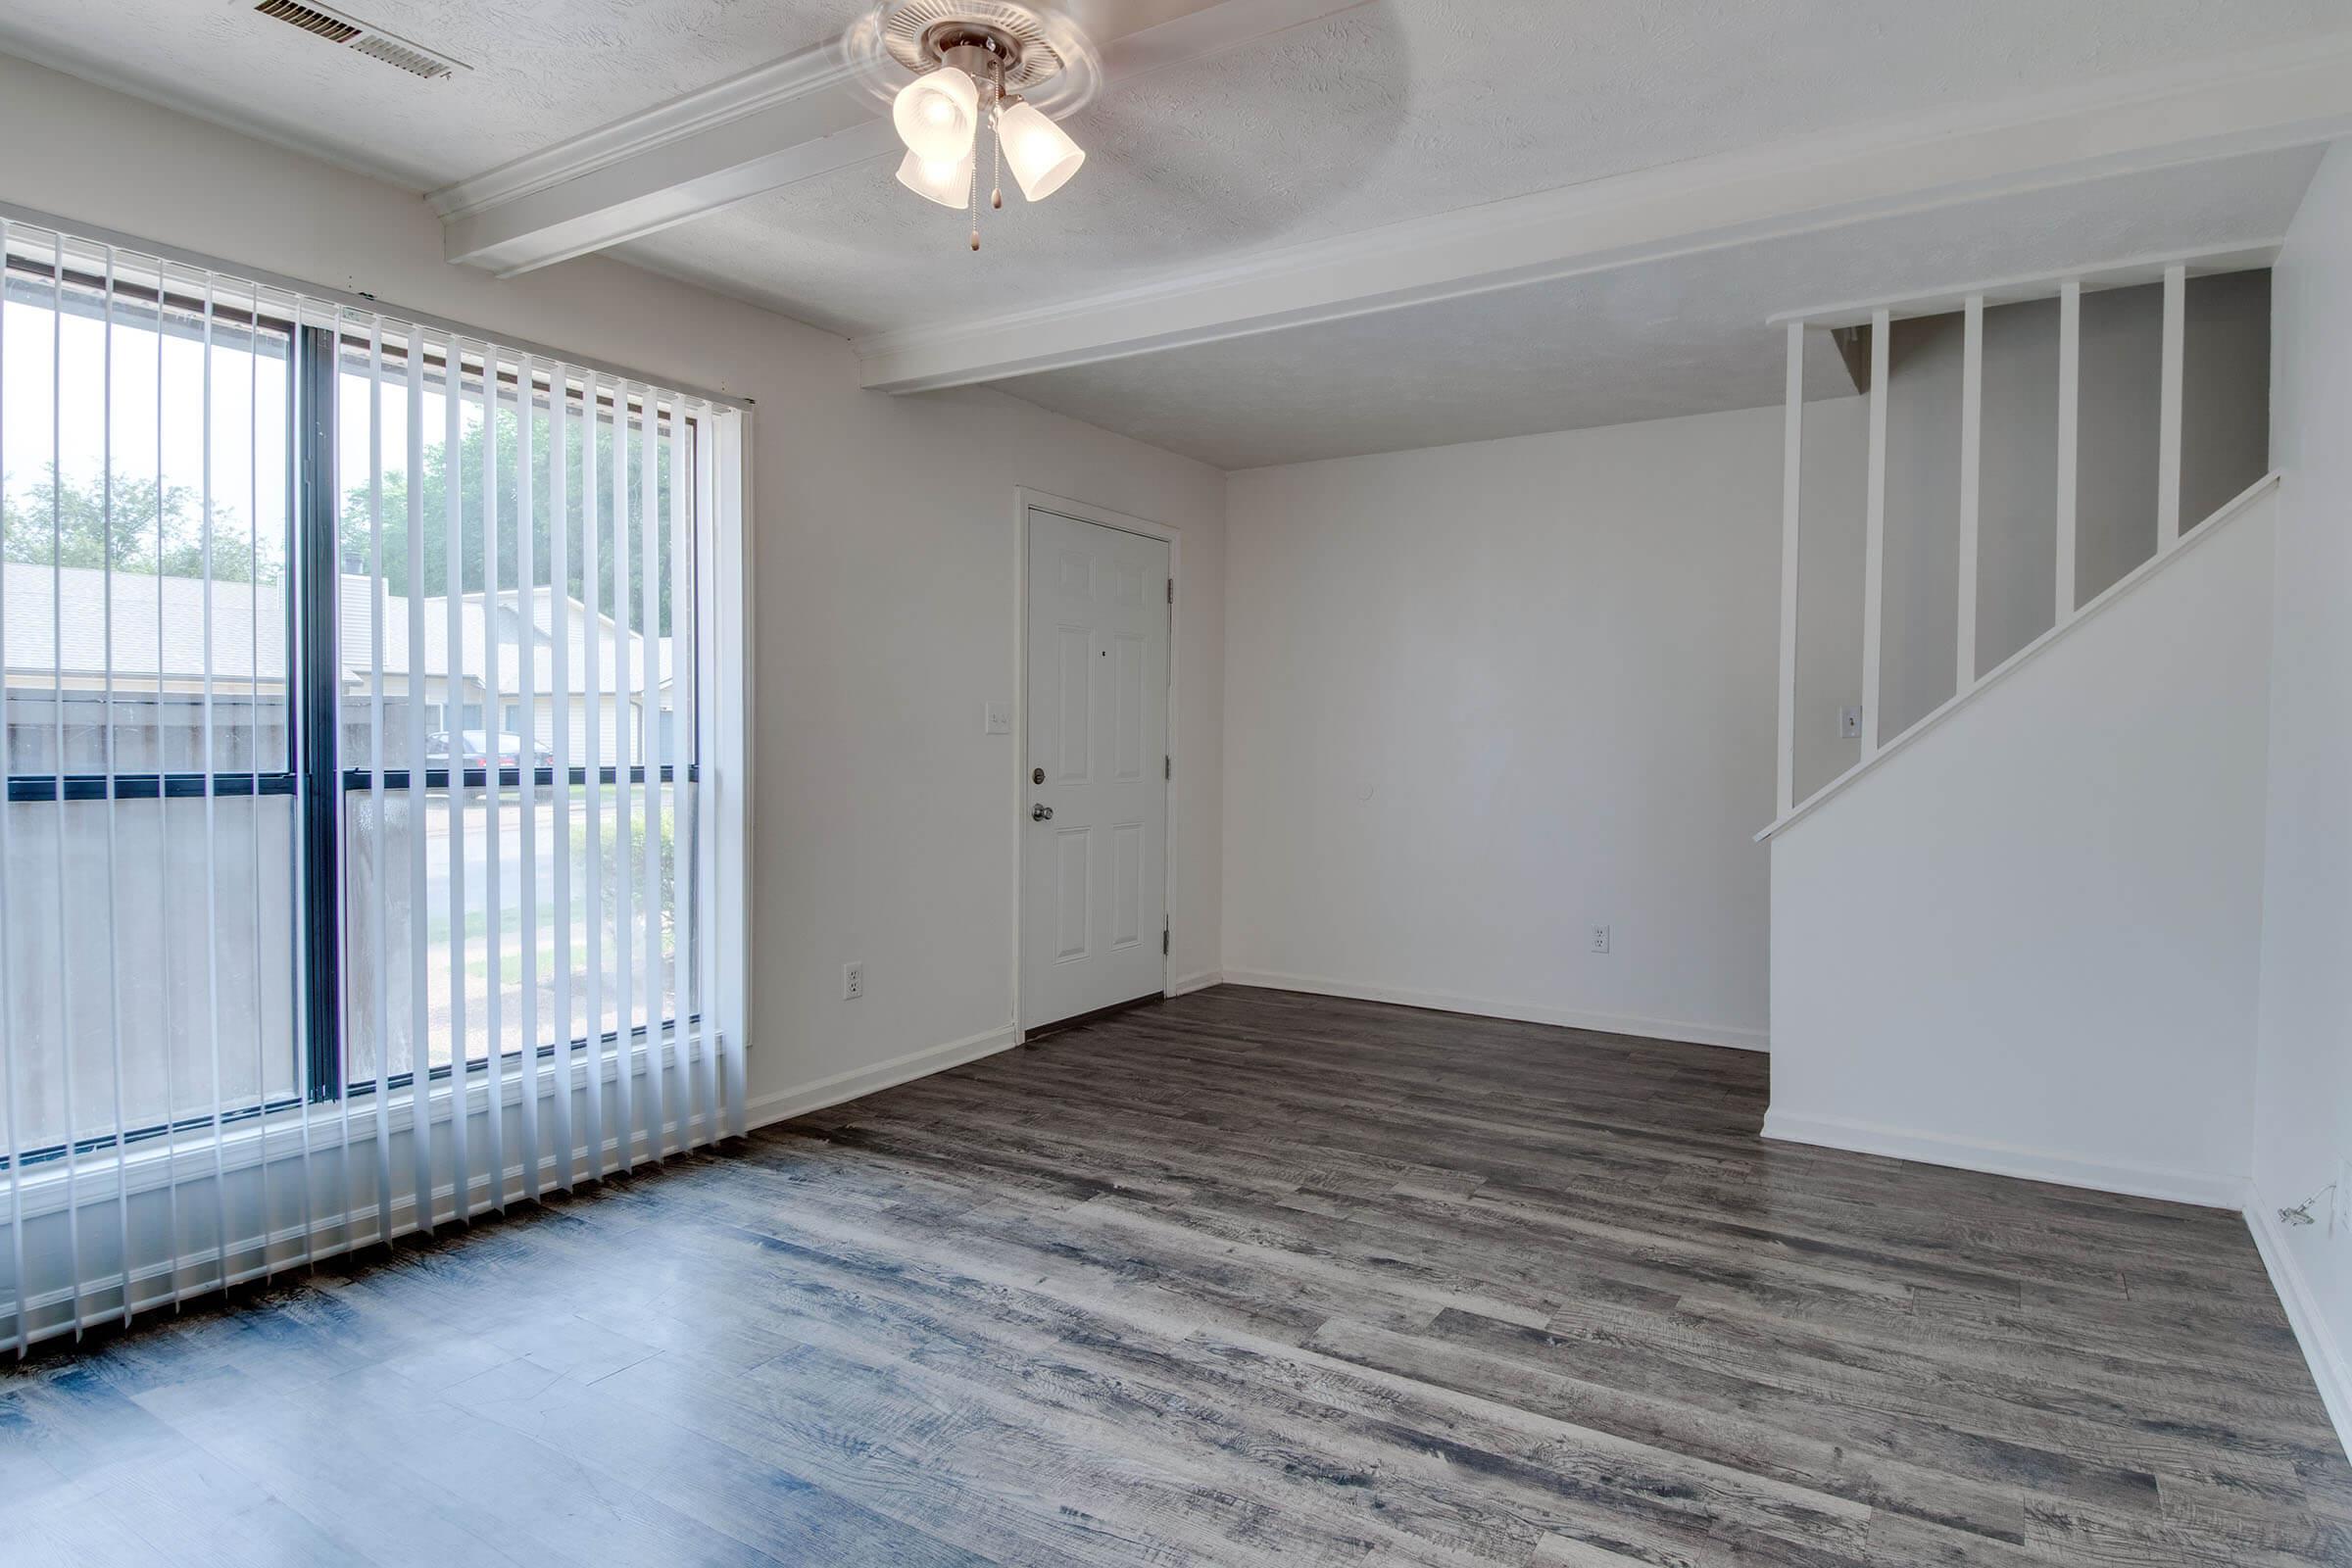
[1162,923,1170,956]
[1165,578,1174,605]
[1163,755,1171,780]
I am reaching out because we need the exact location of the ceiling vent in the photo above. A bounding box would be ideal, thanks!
[253,0,467,80]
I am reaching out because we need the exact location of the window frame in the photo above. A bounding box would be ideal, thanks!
[1,254,305,1163]
[3,287,706,1167]
[310,324,703,1106]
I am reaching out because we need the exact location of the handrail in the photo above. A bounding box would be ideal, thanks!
[1756,469,2280,843]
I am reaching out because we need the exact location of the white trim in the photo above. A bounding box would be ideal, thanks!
[855,35,2352,391]
[2056,280,2081,622]
[1010,487,1182,1033]
[1756,470,2280,841]
[741,1024,1021,1132]
[1956,294,1984,687]
[427,47,862,223]
[2157,263,2186,551]
[2245,1202,2352,1458]
[1761,1108,2249,1210]
[1769,240,2280,329]
[1168,969,1223,997]
[1219,969,1768,1054]
[1774,320,1802,819]
[1860,308,1888,756]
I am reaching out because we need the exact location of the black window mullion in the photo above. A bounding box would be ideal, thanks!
[296,322,343,1106]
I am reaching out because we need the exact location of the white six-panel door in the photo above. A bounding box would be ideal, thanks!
[1022,507,1171,1029]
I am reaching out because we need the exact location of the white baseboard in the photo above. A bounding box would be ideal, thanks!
[1167,969,1223,997]
[1761,1107,2250,1210]
[1218,967,1768,1054]
[2245,1200,2352,1460]
[742,1023,1021,1133]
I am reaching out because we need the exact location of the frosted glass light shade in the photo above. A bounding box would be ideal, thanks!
[896,148,974,208]
[893,66,979,162]
[997,100,1085,201]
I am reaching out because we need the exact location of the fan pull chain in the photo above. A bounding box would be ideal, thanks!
[991,70,1005,210]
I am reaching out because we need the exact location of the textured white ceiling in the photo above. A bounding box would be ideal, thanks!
[0,0,868,189]
[612,0,2352,334]
[3,1,2346,336]
[3,3,2341,467]
[992,147,2325,469]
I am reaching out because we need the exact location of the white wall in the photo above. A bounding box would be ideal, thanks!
[1220,404,1809,1051]
[1767,487,2278,1205]
[2252,139,2352,1435]
[0,53,1227,1125]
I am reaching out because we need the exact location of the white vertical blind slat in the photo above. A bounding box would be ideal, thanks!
[697,404,722,1139]
[667,404,697,1147]
[581,377,607,1180]
[638,395,664,1159]
[715,411,743,1135]
[328,304,357,1255]
[516,353,543,1203]
[550,365,575,1189]
[482,347,507,1211]
[102,245,133,1330]
[260,291,290,1280]
[293,299,318,1275]
[611,384,635,1170]
[155,272,181,1308]
[50,243,85,1336]
[405,333,432,1232]
[368,318,394,1246]
[0,219,22,1352]
[201,274,230,1299]
[443,343,472,1221]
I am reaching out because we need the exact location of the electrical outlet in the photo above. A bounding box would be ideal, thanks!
[843,960,863,1002]
[1838,706,1863,739]
[1589,924,1611,955]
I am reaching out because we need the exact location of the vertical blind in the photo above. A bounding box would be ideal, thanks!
[0,219,743,1350]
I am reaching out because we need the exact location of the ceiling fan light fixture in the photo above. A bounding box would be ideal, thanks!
[847,3,1102,251]
[893,64,979,161]
[897,147,975,207]
[996,98,1084,202]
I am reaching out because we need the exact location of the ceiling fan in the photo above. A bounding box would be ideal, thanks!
[841,2,1102,251]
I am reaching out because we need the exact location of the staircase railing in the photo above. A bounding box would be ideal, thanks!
[1763,244,2276,838]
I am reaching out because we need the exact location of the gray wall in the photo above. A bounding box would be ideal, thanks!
[1794,270,2271,796]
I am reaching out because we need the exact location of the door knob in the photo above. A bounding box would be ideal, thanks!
[1032,804,1054,821]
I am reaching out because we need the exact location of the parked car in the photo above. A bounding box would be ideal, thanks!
[424,730,554,767]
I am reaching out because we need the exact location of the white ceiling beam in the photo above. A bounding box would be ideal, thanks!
[430,0,1373,276]
[855,35,2352,392]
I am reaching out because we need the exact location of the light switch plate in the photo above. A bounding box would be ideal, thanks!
[983,701,1012,735]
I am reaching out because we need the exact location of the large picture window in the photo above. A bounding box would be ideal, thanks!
[0,220,741,1349]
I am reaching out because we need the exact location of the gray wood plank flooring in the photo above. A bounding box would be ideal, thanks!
[4,985,2344,1565]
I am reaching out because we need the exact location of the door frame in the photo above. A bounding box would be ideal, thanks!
[1010,486,1181,1038]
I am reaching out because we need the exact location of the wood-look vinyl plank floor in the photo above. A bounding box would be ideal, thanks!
[3,985,2344,1565]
